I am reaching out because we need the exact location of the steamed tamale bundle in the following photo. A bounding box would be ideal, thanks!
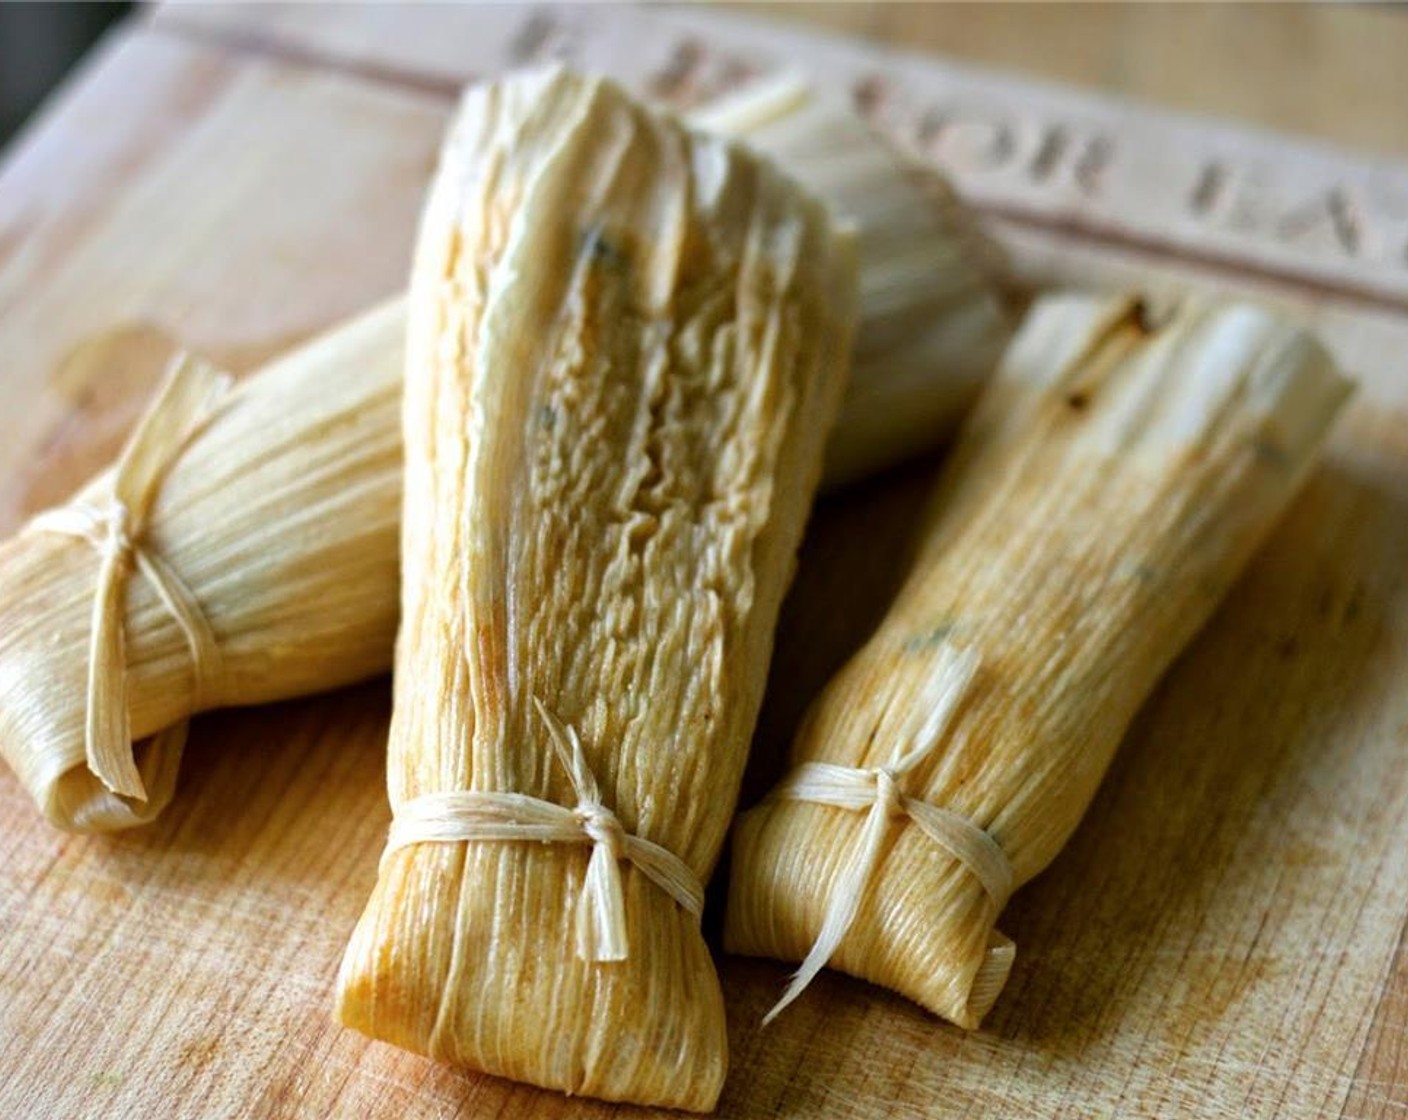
[334,68,855,1109]
[0,302,403,831]
[726,293,1353,1028]
[693,75,1013,484]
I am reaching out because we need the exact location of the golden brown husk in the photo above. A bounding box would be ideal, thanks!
[333,68,856,1109]
[726,293,1353,1028]
[0,302,403,832]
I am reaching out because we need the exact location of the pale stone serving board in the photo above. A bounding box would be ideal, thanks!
[0,5,1404,1118]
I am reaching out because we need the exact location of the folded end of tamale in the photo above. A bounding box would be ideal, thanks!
[726,799,1009,1029]
[337,843,727,1111]
[0,296,407,833]
[0,534,182,832]
[968,931,1017,1026]
[38,737,183,833]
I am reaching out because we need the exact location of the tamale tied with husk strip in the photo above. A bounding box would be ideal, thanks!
[726,292,1353,1028]
[333,68,856,1109]
[0,70,1005,836]
[0,302,403,832]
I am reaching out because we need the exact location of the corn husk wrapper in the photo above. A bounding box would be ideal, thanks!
[693,74,1013,484]
[726,293,1353,1028]
[0,303,403,831]
[334,68,855,1109]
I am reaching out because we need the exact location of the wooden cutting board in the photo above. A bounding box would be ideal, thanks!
[1,5,1405,1118]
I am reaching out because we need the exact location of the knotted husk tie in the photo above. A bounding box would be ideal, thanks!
[25,353,231,802]
[385,699,704,963]
[760,644,1013,1023]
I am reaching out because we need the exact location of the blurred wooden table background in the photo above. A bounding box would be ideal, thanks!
[739,3,1408,159]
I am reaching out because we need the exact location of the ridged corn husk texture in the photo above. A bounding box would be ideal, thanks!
[334,68,856,1110]
[0,302,403,832]
[694,73,1012,485]
[726,292,1353,1028]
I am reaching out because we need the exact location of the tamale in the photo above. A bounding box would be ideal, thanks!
[692,75,1013,484]
[333,68,855,1109]
[726,293,1353,1028]
[0,302,403,832]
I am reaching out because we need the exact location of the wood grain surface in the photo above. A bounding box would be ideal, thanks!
[1,5,1405,1118]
